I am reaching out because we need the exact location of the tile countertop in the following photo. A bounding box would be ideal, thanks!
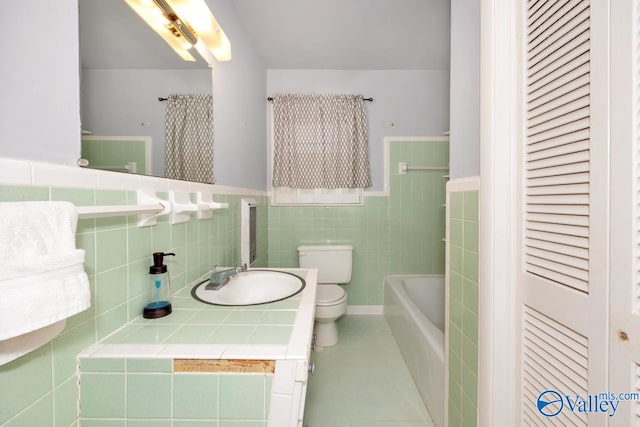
[79,268,318,361]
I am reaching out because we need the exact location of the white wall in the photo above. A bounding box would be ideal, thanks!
[1,1,81,166]
[81,69,212,177]
[266,69,450,192]
[449,0,480,179]
[207,0,267,191]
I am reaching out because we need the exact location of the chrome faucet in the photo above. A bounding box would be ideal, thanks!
[205,264,248,290]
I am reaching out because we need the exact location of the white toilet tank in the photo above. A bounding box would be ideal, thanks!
[297,245,353,284]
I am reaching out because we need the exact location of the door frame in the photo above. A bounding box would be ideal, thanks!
[478,0,520,425]
[609,0,637,424]
[480,1,615,425]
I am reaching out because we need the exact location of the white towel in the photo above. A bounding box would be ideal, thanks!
[0,201,91,341]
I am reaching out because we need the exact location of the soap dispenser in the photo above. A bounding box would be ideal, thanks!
[143,252,176,319]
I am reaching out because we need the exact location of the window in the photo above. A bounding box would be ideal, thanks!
[270,94,371,205]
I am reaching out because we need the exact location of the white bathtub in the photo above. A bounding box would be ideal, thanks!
[383,275,445,427]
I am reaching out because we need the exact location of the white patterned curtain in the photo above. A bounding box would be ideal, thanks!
[272,94,372,189]
[164,94,214,183]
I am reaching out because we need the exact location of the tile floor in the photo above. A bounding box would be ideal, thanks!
[303,315,436,426]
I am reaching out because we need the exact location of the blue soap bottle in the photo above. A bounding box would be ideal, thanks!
[143,252,175,319]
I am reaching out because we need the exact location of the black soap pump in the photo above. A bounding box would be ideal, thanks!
[143,252,176,319]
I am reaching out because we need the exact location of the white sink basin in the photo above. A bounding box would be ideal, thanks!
[191,269,305,306]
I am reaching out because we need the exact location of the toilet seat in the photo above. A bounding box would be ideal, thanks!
[317,285,346,305]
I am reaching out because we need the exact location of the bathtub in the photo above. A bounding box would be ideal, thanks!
[383,275,445,427]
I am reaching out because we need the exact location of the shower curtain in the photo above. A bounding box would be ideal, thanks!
[271,94,372,189]
[164,94,214,183]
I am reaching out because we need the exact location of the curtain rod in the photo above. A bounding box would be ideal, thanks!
[160,96,374,102]
[266,96,373,102]
[158,96,210,101]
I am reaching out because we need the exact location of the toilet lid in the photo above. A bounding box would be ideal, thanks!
[317,285,346,304]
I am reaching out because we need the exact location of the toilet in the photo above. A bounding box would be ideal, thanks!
[297,244,353,347]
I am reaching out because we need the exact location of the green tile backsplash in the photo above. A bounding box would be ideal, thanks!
[448,189,479,427]
[267,139,449,305]
[0,184,267,426]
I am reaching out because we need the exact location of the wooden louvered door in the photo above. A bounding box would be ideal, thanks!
[519,0,609,425]
[609,0,640,425]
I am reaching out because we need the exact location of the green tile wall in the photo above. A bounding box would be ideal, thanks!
[448,190,479,427]
[78,358,272,425]
[0,139,447,424]
[0,185,268,427]
[81,137,149,175]
[267,139,449,305]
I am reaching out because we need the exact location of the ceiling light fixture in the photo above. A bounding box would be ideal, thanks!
[124,0,231,64]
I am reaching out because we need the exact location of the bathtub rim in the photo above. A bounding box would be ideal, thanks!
[384,274,445,363]
[383,273,446,427]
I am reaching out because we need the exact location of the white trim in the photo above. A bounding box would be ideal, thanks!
[379,134,391,196]
[446,176,480,193]
[608,1,640,422]
[271,187,364,206]
[0,157,269,197]
[479,0,519,425]
[346,305,383,315]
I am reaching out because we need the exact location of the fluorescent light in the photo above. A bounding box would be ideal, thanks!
[168,0,231,61]
[123,0,231,63]
[124,0,196,61]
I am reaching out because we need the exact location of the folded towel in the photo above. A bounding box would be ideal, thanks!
[0,201,91,341]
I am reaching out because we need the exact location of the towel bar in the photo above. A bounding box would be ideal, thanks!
[398,162,449,175]
[76,188,228,225]
[77,203,165,219]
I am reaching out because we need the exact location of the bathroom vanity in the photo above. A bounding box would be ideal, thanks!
[77,268,317,426]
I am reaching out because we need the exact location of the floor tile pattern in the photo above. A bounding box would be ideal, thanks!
[303,315,435,426]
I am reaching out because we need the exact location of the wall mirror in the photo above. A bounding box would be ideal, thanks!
[79,0,214,180]
[77,0,449,189]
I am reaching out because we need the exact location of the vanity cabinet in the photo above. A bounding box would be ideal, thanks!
[77,268,317,426]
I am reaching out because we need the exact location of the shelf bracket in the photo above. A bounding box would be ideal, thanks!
[137,190,171,227]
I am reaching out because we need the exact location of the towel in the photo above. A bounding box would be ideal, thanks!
[0,201,91,341]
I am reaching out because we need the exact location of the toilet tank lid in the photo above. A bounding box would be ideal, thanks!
[297,244,353,251]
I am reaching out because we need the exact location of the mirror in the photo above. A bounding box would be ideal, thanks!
[78,0,213,180]
[76,0,448,191]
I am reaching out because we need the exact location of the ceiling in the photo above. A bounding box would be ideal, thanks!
[231,0,450,70]
[79,0,451,70]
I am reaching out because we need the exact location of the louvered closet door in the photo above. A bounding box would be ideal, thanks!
[519,0,609,425]
[609,0,640,425]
